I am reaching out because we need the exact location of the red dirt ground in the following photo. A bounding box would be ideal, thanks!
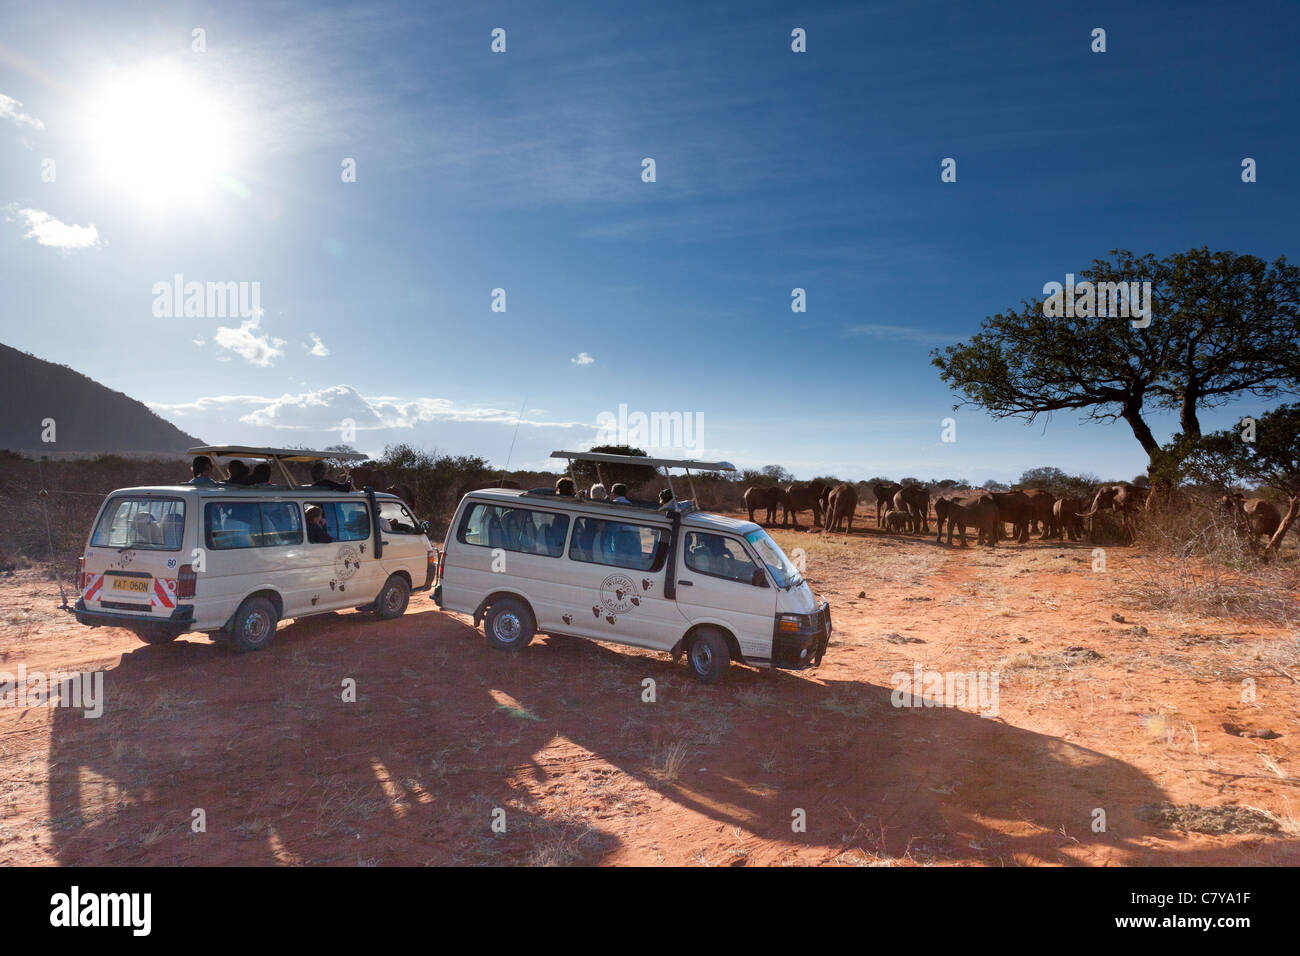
[1,504,1297,865]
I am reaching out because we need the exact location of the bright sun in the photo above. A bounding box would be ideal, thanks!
[87,64,241,205]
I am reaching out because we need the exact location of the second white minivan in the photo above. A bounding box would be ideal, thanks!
[432,468,831,683]
[72,446,435,652]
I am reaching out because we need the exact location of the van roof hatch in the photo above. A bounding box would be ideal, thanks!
[548,450,735,507]
[188,445,367,488]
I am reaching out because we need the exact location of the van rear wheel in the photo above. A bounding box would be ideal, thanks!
[686,629,731,684]
[228,596,279,653]
[484,599,534,651]
[375,575,410,620]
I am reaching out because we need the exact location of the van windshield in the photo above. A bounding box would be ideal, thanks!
[744,529,803,589]
[92,497,186,551]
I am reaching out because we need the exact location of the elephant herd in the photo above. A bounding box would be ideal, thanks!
[741,479,1273,549]
[744,481,860,532]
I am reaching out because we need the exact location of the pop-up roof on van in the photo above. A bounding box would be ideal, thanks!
[188,445,366,488]
[549,449,736,507]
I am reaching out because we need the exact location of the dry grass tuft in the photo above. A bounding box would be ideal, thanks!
[1131,496,1299,625]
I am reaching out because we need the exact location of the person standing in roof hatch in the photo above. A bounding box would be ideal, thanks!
[187,455,217,485]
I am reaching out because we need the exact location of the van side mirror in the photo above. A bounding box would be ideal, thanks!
[752,568,768,588]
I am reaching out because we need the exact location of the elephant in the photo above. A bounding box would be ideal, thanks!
[496,478,522,489]
[874,482,903,527]
[883,508,910,534]
[783,482,827,529]
[943,493,999,547]
[744,486,785,526]
[1219,494,1283,539]
[349,465,389,493]
[989,491,1032,543]
[891,485,930,534]
[824,483,858,533]
[1078,483,1148,542]
[1022,488,1057,538]
[386,483,419,515]
[932,496,953,542]
[1052,496,1084,541]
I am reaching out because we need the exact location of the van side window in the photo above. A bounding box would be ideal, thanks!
[259,502,303,547]
[684,532,759,584]
[569,517,666,572]
[457,503,569,558]
[307,502,370,543]
[379,501,419,534]
[205,502,305,550]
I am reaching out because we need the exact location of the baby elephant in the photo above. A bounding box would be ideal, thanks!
[883,508,910,534]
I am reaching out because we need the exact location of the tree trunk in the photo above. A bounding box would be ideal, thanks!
[1121,404,1160,461]
[1264,496,1299,556]
[1179,385,1202,438]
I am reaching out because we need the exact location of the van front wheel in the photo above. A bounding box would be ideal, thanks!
[686,629,731,684]
[375,575,410,620]
[484,599,534,651]
[229,596,279,653]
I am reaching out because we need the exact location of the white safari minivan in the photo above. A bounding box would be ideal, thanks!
[72,446,435,652]
[432,452,831,683]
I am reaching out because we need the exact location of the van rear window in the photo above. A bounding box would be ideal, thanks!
[205,502,304,550]
[91,497,185,551]
[457,503,569,558]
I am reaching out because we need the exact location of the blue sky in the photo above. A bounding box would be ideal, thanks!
[2,0,1296,481]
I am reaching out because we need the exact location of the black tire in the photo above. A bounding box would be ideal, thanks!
[135,627,179,645]
[228,596,279,653]
[374,574,410,620]
[686,629,731,684]
[484,598,534,651]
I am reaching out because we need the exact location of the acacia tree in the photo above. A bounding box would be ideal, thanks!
[932,248,1300,465]
[1183,405,1300,554]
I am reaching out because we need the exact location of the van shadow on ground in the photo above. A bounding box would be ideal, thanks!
[44,607,1222,865]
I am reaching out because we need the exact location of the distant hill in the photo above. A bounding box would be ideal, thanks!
[0,343,203,456]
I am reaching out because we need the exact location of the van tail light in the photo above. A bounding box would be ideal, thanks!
[177,564,197,599]
[76,557,86,591]
[436,548,446,583]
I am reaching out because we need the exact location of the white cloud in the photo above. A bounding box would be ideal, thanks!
[150,386,590,432]
[571,351,595,366]
[303,333,330,357]
[13,208,102,250]
[0,94,43,131]
[213,315,286,367]
[192,338,206,346]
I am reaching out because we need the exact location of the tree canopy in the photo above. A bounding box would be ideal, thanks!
[932,247,1300,464]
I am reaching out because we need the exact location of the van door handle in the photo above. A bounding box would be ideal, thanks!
[677,579,693,586]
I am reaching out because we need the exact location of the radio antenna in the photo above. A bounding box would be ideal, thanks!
[502,397,527,476]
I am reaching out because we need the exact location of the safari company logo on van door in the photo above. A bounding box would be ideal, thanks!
[596,572,641,624]
[332,545,361,592]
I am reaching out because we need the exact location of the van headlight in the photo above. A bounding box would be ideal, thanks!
[777,613,816,635]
